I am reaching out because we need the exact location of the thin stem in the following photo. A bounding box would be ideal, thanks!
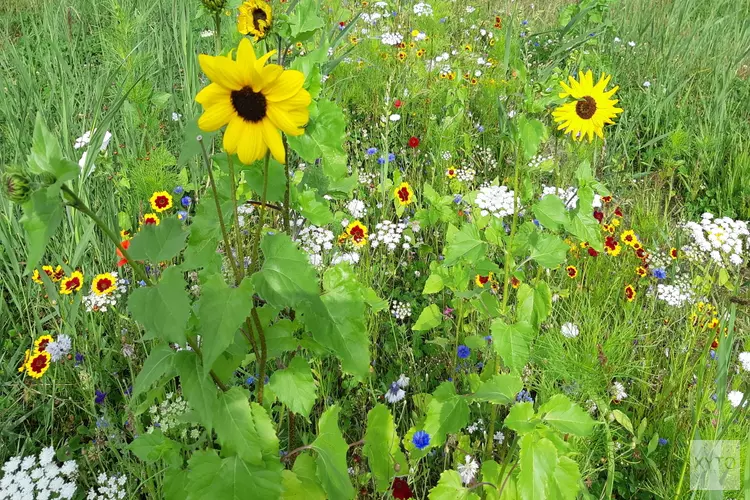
[213,13,222,55]
[251,307,267,405]
[241,320,260,361]
[187,337,228,392]
[282,445,312,462]
[282,136,291,233]
[228,153,245,281]
[247,200,283,211]
[199,138,240,282]
[250,153,271,274]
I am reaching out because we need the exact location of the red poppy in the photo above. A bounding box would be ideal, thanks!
[593,210,604,223]
[588,247,599,257]
[394,99,403,108]
[392,477,413,499]
[408,136,420,148]
[116,240,131,267]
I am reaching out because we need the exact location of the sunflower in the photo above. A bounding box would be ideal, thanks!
[60,271,84,295]
[34,334,54,353]
[566,266,578,279]
[141,213,161,227]
[345,221,368,247]
[149,191,173,212]
[92,273,118,296]
[394,182,415,206]
[552,70,623,141]
[195,38,311,165]
[237,0,272,41]
[18,349,30,373]
[26,351,51,379]
[624,285,637,302]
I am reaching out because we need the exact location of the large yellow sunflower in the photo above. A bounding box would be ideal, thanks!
[196,38,310,165]
[552,70,623,141]
[237,0,272,41]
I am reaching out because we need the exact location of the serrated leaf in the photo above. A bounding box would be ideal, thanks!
[491,320,534,372]
[363,404,408,492]
[175,351,217,430]
[214,387,263,465]
[181,173,232,271]
[516,282,551,330]
[130,344,175,401]
[243,158,286,203]
[533,195,568,231]
[128,429,181,464]
[186,449,282,500]
[564,210,603,252]
[27,112,78,182]
[289,453,326,499]
[428,470,480,500]
[128,266,190,344]
[528,232,570,269]
[128,218,188,263]
[269,356,317,418]
[287,100,347,181]
[424,382,470,447]
[311,406,354,499]
[423,274,444,294]
[550,456,581,500]
[539,394,595,436]
[298,189,333,225]
[443,224,487,266]
[252,233,319,309]
[21,187,64,274]
[412,304,443,331]
[518,434,557,500]
[472,374,524,405]
[504,402,538,434]
[288,0,324,39]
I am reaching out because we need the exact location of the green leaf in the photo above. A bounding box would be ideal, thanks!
[443,224,487,266]
[164,468,189,500]
[195,276,254,376]
[265,319,298,359]
[611,409,634,434]
[539,394,596,436]
[177,118,216,168]
[518,434,557,500]
[288,0,324,40]
[564,210,603,252]
[517,117,548,160]
[21,187,64,274]
[528,233,569,269]
[128,429,181,465]
[253,233,319,309]
[214,387,263,465]
[424,382,470,447]
[269,356,317,418]
[181,173,232,271]
[550,456,581,500]
[472,374,524,405]
[186,450,282,500]
[128,266,190,344]
[128,218,188,263]
[428,470,480,500]
[311,406,354,500]
[289,453,326,499]
[297,189,333,225]
[363,404,408,492]
[130,344,175,401]
[516,282,551,330]
[504,402,538,434]
[250,401,282,466]
[243,158,286,203]
[423,274,445,294]
[27,113,78,182]
[412,304,443,331]
[287,100,348,182]
[491,320,533,373]
[363,287,388,312]
[174,351,217,430]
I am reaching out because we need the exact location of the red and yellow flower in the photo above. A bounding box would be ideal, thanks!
[635,266,647,278]
[149,191,173,212]
[18,349,30,373]
[624,284,637,302]
[141,213,161,227]
[92,273,118,296]
[475,273,494,287]
[446,168,457,179]
[34,334,53,353]
[394,182,415,206]
[120,229,132,240]
[25,351,51,379]
[670,247,678,259]
[60,271,84,295]
[510,276,521,289]
[32,265,65,284]
[566,265,578,278]
[620,230,638,247]
[345,221,368,247]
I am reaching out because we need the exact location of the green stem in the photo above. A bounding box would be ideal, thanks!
[251,307,267,405]
[250,153,270,275]
[282,135,291,234]
[213,13,222,55]
[187,337,228,392]
[228,153,245,281]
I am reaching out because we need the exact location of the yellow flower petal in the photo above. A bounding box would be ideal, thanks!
[223,116,247,154]
[237,122,268,164]
[264,70,305,102]
[196,83,231,106]
[198,101,236,131]
[262,118,285,163]
[198,54,244,91]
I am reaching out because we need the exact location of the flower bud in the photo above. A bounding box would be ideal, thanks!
[201,0,226,13]
[2,167,32,204]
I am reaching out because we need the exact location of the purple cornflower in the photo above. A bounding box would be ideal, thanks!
[95,390,107,405]
[173,186,184,194]
[366,147,378,155]
[653,268,667,279]
[74,352,84,366]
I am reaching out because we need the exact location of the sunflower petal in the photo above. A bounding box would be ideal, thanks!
[199,54,244,90]
[223,116,247,154]
[262,119,285,163]
[237,122,268,165]
[198,101,235,132]
[263,70,306,102]
[196,83,231,106]
[267,101,309,136]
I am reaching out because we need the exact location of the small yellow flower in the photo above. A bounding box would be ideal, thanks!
[25,351,52,379]
[18,349,30,373]
[34,335,54,354]
[624,284,637,302]
[92,273,118,296]
[394,182,415,206]
[620,230,638,247]
[475,273,494,287]
[60,271,84,295]
[141,213,161,227]
[345,221,368,247]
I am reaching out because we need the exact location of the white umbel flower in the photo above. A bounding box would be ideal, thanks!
[475,185,516,218]
[727,390,745,408]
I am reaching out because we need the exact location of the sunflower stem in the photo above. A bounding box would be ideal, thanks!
[228,153,245,282]
[213,13,222,55]
[187,337,228,392]
[251,306,267,405]
[61,185,150,286]
[199,137,241,283]
[250,152,270,275]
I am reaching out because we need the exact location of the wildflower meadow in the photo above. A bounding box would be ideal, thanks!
[2,0,750,498]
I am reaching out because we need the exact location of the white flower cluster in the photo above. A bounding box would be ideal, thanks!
[87,472,127,500]
[82,274,128,313]
[360,12,382,25]
[380,32,403,46]
[47,334,72,362]
[371,220,412,251]
[441,151,452,160]
[391,300,412,320]
[728,390,746,408]
[610,381,628,401]
[541,186,579,209]
[331,251,360,266]
[739,352,750,372]
[413,2,433,16]
[474,147,497,169]
[237,204,255,227]
[654,279,694,307]
[346,199,367,219]
[682,213,748,267]
[147,393,200,440]
[466,418,485,434]
[456,168,476,183]
[74,130,111,152]
[1,447,78,500]
[358,171,377,185]
[475,185,516,218]
[645,250,671,270]
[527,154,553,169]
[298,225,334,268]
[560,322,579,338]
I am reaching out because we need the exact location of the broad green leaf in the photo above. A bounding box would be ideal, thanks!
[518,434,557,500]
[533,195,568,231]
[177,118,216,168]
[363,404,408,492]
[428,470,480,500]
[564,210,603,252]
[516,282,551,330]
[130,344,175,401]
[288,0,324,40]
[250,401,282,467]
[504,402,538,434]
[128,218,188,263]
[253,233,319,309]
[265,319,298,359]
[528,232,569,269]
[423,274,445,294]
[195,276,254,376]
[412,304,443,331]
[363,287,388,312]
[175,351,217,430]
[290,453,326,499]
[550,456,581,500]
[27,113,78,182]
[269,356,317,418]
[164,468,189,500]
[297,189,334,225]
[128,429,181,465]
[472,374,524,405]
[539,394,595,436]
[611,409,634,434]
[491,320,534,372]
[424,382,470,447]
[311,406,354,499]
[128,266,190,344]
[443,224,487,266]
[481,460,519,500]
[214,387,263,465]
[243,158,286,203]
[287,100,348,181]
[181,173,232,271]
[21,187,64,274]
[517,116,547,160]
[186,450,282,500]
[290,47,326,99]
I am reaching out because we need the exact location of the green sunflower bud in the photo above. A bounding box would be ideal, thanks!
[201,0,227,14]
[2,167,32,204]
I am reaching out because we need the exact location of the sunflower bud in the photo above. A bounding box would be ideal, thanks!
[201,0,227,13]
[2,167,32,204]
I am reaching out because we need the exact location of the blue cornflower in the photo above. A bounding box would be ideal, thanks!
[520,32,527,37]
[516,389,534,403]
[388,152,396,162]
[476,124,485,133]
[653,268,667,279]
[476,362,484,370]
[532,219,541,227]
[391,11,397,16]
[453,194,463,204]
[138,280,147,287]
[484,335,493,343]
[366,147,378,155]
[177,210,188,221]
[412,430,431,450]
[457,345,470,359]
[181,195,192,207]
[377,157,386,165]
[173,186,184,195]
[124,385,133,396]
[95,390,107,405]
[439,17,446,23]
[74,352,84,366]
[246,375,256,385]
[658,438,668,446]
[710,350,716,360]
[521,20,528,25]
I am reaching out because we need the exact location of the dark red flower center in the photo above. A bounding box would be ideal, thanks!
[349,226,365,241]
[154,195,170,208]
[37,339,50,352]
[567,267,576,277]
[144,217,157,225]
[397,187,411,203]
[96,278,113,293]
[625,287,635,298]
[30,354,48,373]
[65,277,81,290]
[478,275,489,285]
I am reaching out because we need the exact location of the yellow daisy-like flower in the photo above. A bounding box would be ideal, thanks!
[120,229,132,240]
[60,271,84,295]
[18,349,30,373]
[25,351,51,379]
[345,221,368,247]
[237,0,272,41]
[475,273,494,287]
[620,229,638,247]
[149,191,173,212]
[195,38,311,165]
[552,70,623,141]
[397,51,407,62]
[141,213,161,227]
[34,334,54,354]
[92,273,118,296]
[32,265,55,284]
[624,284,637,302]
[394,182,415,206]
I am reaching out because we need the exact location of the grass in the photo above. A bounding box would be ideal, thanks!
[1,0,749,498]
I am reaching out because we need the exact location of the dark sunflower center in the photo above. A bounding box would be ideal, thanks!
[231,86,267,123]
[252,8,267,30]
[575,96,597,119]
